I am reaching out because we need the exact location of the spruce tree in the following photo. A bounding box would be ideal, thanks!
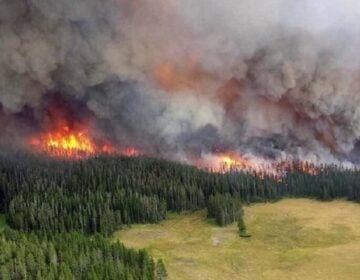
[238,216,251,238]
[155,259,167,280]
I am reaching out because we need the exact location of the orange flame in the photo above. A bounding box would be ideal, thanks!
[120,147,142,157]
[196,152,263,174]
[31,125,106,158]
[30,125,143,160]
[217,154,257,172]
[198,152,319,180]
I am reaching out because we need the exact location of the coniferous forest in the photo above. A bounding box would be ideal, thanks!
[1,154,360,279]
[1,229,155,280]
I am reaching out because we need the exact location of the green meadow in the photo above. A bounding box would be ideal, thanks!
[114,199,360,280]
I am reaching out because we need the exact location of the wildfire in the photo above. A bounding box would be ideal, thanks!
[121,147,142,157]
[31,125,105,158]
[294,161,319,176]
[200,152,273,174]
[30,125,144,160]
[198,152,320,179]
[217,154,260,173]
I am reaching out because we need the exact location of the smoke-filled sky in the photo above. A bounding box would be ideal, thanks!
[1,0,360,164]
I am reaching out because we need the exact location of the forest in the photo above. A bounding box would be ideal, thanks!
[1,154,360,279]
[0,228,157,280]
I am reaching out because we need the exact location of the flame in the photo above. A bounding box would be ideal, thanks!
[120,147,142,157]
[30,125,143,159]
[28,93,144,159]
[197,152,319,179]
[218,154,255,172]
[200,152,272,174]
[297,161,319,176]
[31,125,100,158]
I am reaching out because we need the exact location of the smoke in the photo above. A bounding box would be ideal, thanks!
[1,0,360,164]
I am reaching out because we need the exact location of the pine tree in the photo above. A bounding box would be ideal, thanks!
[238,216,251,238]
[155,259,167,280]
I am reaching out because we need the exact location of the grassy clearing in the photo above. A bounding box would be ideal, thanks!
[114,199,360,280]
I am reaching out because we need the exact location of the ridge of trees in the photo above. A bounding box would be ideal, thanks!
[1,155,359,234]
[1,154,360,279]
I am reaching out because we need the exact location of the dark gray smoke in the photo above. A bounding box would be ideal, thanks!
[1,0,360,165]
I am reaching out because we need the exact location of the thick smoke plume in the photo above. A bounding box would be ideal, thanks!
[1,0,360,165]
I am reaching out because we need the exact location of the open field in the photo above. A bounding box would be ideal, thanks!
[114,199,360,280]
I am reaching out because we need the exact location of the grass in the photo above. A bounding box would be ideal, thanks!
[113,199,360,280]
[0,214,6,231]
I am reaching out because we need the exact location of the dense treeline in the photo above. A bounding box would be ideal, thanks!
[207,193,242,226]
[0,228,157,280]
[1,155,360,234]
[1,154,360,279]
[285,166,360,202]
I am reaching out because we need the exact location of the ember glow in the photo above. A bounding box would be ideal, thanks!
[120,147,142,157]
